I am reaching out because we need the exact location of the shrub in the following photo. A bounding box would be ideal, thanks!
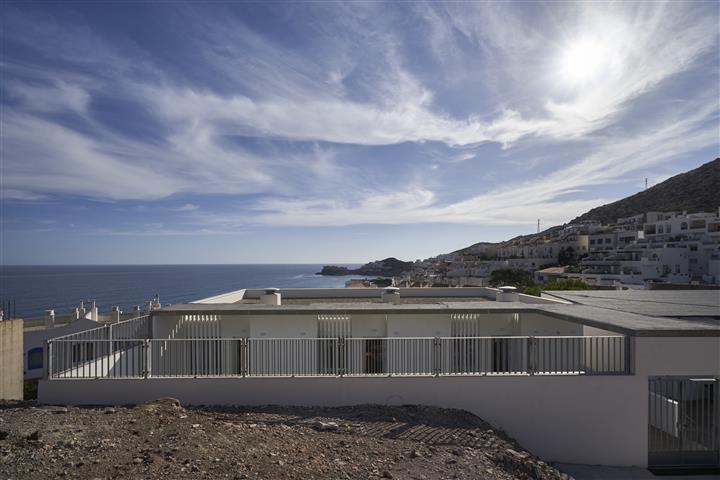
[543,278,589,290]
[488,269,535,288]
[522,286,543,297]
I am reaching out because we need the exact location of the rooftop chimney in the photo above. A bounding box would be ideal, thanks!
[45,309,55,329]
[261,288,281,306]
[381,287,401,304]
[495,286,520,302]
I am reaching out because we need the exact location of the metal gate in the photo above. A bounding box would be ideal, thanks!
[648,377,719,470]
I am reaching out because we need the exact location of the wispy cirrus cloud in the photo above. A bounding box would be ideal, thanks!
[0,0,717,236]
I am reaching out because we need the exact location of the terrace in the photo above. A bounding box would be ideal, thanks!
[39,287,720,469]
[45,288,634,380]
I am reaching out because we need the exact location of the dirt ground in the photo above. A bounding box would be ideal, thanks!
[0,399,572,480]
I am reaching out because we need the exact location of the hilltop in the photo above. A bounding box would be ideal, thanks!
[572,158,720,224]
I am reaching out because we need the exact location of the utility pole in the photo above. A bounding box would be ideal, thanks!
[645,178,648,190]
[537,219,540,233]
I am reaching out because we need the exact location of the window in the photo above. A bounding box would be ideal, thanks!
[658,226,664,234]
[605,238,612,244]
[27,347,43,370]
[680,222,688,230]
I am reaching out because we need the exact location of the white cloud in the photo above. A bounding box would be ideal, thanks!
[0,0,717,230]
[197,97,717,228]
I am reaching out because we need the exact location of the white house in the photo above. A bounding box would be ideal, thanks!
[38,287,719,472]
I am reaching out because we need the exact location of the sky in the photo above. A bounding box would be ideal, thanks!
[1,1,718,264]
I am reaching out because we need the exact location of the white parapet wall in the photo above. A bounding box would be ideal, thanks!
[190,287,569,304]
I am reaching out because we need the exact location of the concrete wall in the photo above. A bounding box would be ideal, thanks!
[634,337,720,377]
[154,312,587,340]
[220,315,250,338]
[350,314,386,337]
[39,375,645,466]
[387,314,450,337]
[519,313,583,336]
[249,314,318,338]
[37,335,718,467]
[0,320,24,400]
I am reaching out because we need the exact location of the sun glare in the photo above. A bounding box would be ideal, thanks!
[559,37,613,84]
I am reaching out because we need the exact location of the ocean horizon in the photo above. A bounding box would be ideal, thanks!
[0,264,362,320]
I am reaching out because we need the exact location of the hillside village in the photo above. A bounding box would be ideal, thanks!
[396,209,720,289]
[393,160,720,290]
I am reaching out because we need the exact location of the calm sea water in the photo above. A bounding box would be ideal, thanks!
[0,264,360,320]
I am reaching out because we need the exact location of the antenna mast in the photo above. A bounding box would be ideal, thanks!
[537,219,540,233]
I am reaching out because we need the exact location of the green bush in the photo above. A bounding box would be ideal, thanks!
[522,286,543,297]
[488,269,535,288]
[543,278,589,290]
[24,380,38,400]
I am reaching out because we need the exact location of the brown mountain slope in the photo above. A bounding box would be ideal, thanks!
[572,158,720,224]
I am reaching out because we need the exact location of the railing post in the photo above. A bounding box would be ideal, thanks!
[44,340,52,380]
[143,339,151,379]
[240,338,247,377]
[337,337,345,377]
[527,336,535,375]
[624,336,633,375]
[433,337,441,377]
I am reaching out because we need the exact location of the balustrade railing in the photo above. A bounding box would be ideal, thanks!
[47,334,631,379]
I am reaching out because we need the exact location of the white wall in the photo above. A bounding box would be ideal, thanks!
[634,337,720,377]
[39,375,646,466]
[24,319,100,380]
[519,313,583,336]
[351,314,386,337]
[249,314,318,338]
[220,315,250,338]
[387,314,450,337]
[39,335,719,467]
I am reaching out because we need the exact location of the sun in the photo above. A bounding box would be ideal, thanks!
[558,37,611,84]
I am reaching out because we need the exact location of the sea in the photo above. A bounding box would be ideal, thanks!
[0,264,361,320]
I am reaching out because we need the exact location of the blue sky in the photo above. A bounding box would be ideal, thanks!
[1,1,718,264]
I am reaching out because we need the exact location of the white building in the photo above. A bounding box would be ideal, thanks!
[38,287,719,472]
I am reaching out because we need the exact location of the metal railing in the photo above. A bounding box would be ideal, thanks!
[47,315,151,378]
[47,334,631,379]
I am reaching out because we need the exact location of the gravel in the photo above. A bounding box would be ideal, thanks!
[0,399,573,480]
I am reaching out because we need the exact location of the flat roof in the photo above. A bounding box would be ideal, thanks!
[543,290,720,318]
[237,297,491,305]
[158,298,720,337]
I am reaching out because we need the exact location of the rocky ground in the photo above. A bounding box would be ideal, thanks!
[0,399,572,480]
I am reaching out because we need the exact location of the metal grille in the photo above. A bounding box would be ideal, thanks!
[649,377,719,469]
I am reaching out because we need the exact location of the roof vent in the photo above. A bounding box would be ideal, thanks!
[381,287,401,304]
[496,286,520,302]
[261,288,281,306]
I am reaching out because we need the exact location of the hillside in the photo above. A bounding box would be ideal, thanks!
[446,158,719,258]
[572,158,720,224]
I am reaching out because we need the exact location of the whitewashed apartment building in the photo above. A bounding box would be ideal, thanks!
[38,287,719,472]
